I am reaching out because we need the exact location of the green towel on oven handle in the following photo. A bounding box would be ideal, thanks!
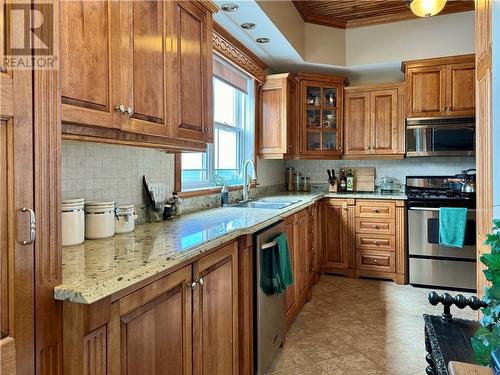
[439,207,467,248]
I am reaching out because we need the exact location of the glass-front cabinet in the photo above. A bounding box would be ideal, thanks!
[301,76,346,158]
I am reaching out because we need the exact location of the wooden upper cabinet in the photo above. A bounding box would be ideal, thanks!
[344,92,370,155]
[60,0,120,129]
[403,55,475,118]
[446,62,475,116]
[172,1,213,143]
[258,73,299,159]
[371,89,400,155]
[344,84,403,158]
[59,0,216,148]
[258,73,347,160]
[405,65,446,117]
[119,1,171,137]
[193,242,238,375]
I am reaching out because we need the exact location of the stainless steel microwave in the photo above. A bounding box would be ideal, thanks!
[406,117,475,157]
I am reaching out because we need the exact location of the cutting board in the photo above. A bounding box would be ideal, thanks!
[350,167,375,192]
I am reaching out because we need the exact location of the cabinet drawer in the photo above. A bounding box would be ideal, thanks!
[357,250,395,273]
[355,218,395,235]
[355,201,395,218]
[356,234,396,251]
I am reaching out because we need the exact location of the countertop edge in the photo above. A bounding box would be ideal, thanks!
[54,192,406,304]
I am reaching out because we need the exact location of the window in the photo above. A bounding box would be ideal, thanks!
[181,57,254,191]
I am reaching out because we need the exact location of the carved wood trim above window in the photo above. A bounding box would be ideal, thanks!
[212,22,267,83]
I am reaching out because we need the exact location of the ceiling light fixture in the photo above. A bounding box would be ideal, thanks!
[221,3,239,12]
[408,0,447,17]
[241,22,256,30]
[256,37,270,44]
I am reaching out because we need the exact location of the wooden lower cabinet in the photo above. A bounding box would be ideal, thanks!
[320,198,406,284]
[320,199,351,274]
[193,242,239,375]
[63,242,238,375]
[284,208,313,327]
[108,265,193,375]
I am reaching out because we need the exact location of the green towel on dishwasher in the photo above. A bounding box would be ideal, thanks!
[439,207,467,248]
[260,233,293,295]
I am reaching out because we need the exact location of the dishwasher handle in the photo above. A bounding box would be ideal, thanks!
[261,240,277,250]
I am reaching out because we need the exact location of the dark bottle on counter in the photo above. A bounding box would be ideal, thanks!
[339,169,347,193]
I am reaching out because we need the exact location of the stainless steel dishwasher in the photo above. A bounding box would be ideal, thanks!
[254,221,287,375]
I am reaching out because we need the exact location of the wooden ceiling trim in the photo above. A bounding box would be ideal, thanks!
[291,1,475,29]
[212,22,268,83]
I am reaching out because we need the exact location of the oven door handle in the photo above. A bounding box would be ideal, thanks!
[408,207,439,211]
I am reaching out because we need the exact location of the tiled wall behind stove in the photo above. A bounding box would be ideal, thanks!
[286,157,476,185]
[62,141,174,205]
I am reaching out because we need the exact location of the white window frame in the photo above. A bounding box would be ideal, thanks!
[181,57,254,191]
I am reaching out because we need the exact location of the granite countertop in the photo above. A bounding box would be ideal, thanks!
[326,190,407,200]
[55,190,407,305]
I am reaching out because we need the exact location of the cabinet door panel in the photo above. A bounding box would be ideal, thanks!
[406,66,446,117]
[110,266,192,375]
[322,201,348,271]
[60,0,119,129]
[371,89,399,155]
[261,88,284,153]
[447,62,475,116]
[295,213,308,300]
[173,2,213,142]
[344,92,370,155]
[120,1,171,137]
[284,217,296,317]
[193,243,238,375]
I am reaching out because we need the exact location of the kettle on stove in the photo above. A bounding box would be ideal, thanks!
[460,169,476,193]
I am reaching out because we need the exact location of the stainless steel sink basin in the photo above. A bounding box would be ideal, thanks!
[232,199,300,209]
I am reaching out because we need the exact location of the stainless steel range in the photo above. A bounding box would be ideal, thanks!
[406,176,476,292]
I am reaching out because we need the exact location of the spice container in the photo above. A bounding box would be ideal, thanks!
[85,201,115,239]
[115,204,137,234]
[295,173,302,192]
[286,167,295,191]
[302,177,311,192]
[62,198,85,246]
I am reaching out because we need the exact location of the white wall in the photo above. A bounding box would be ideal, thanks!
[346,11,475,66]
[305,23,346,66]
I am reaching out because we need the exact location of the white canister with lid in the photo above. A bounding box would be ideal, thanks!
[62,198,85,246]
[85,201,116,239]
[115,204,138,234]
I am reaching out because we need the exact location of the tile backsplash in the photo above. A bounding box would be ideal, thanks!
[62,141,174,205]
[62,142,286,209]
[286,157,476,185]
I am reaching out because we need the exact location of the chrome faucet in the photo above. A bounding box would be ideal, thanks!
[242,159,257,202]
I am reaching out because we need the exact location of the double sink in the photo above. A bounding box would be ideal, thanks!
[232,198,301,210]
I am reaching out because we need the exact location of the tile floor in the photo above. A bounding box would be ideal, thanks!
[267,275,477,375]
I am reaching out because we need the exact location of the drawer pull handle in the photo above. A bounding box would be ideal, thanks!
[373,259,378,263]
[372,209,379,213]
[372,224,379,229]
[373,240,378,245]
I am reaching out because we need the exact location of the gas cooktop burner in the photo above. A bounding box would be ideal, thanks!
[405,175,476,202]
[406,190,475,200]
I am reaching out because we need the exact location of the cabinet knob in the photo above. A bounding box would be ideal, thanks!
[372,224,379,229]
[198,277,204,286]
[372,209,379,213]
[373,240,378,245]
[187,281,198,289]
[115,104,126,113]
[373,259,378,263]
[126,106,134,116]
[204,127,210,133]
[365,146,370,150]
